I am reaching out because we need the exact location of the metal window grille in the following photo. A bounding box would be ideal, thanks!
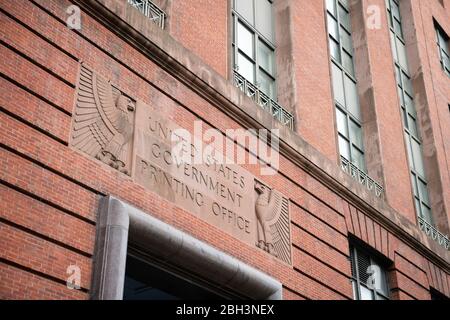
[233,70,294,129]
[418,217,450,250]
[341,156,384,198]
[128,0,166,29]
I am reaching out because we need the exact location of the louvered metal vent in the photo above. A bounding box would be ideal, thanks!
[357,251,371,285]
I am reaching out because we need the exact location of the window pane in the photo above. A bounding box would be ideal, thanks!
[336,108,348,136]
[441,38,450,56]
[442,52,450,72]
[360,285,374,300]
[237,53,255,83]
[344,75,361,120]
[328,14,339,41]
[258,40,274,75]
[338,4,351,31]
[326,0,336,16]
[407,114,418,137]
[396,38,408,71]
[350,119,363,149]
[258,70,275,98]
[437,30,447,49]
[404,92,415,116]
[352,147,366,172]
[394,18,403,36]
[237,22,254,58]
[332,63,345,106]
[376,264,389,296]
[418,179,430,205]
[338,136,350,160]
[329,38,341,62]
[400,107,407,127]
[341,29,353,54]
[402,72,413,95]
[421,204,433,224]
[342,50,354,75]
[235,0,254,25]
[256,0,273,42]
[411,138,425,177]
[414,198,421,218]
[391,1,400,20]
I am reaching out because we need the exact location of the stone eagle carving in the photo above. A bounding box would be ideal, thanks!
[255,180,291,263]
[71,66,135,174]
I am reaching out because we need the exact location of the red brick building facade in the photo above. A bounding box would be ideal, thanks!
[0,0,449,300]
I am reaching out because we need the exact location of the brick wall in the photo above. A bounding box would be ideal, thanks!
[0,0,448,300]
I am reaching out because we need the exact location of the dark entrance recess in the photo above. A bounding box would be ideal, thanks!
[123,254,229,300]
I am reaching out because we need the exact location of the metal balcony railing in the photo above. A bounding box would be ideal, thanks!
[233,70,295,130]
[128,0,166,29]
[340,156,384,198]
[418,217,450,250]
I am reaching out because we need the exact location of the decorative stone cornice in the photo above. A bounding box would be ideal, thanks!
[73,0,450,271]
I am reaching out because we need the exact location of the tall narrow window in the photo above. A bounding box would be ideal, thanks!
[326,1,372,176]
[386,0,433,225]
[232,0,276,99]
[435,22,450,77]
[327,0,383,197]
[350,244,390,300]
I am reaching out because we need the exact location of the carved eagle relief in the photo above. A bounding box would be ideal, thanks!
[254,180,291,264]
[71,66,135,174]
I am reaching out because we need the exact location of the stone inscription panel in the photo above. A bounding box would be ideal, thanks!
[131,101,291,264]
[71,66,291,264]
[132,101,255,244]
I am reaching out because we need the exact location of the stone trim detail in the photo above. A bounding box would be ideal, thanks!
[91,196,283,300]
[71,65,135,175]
